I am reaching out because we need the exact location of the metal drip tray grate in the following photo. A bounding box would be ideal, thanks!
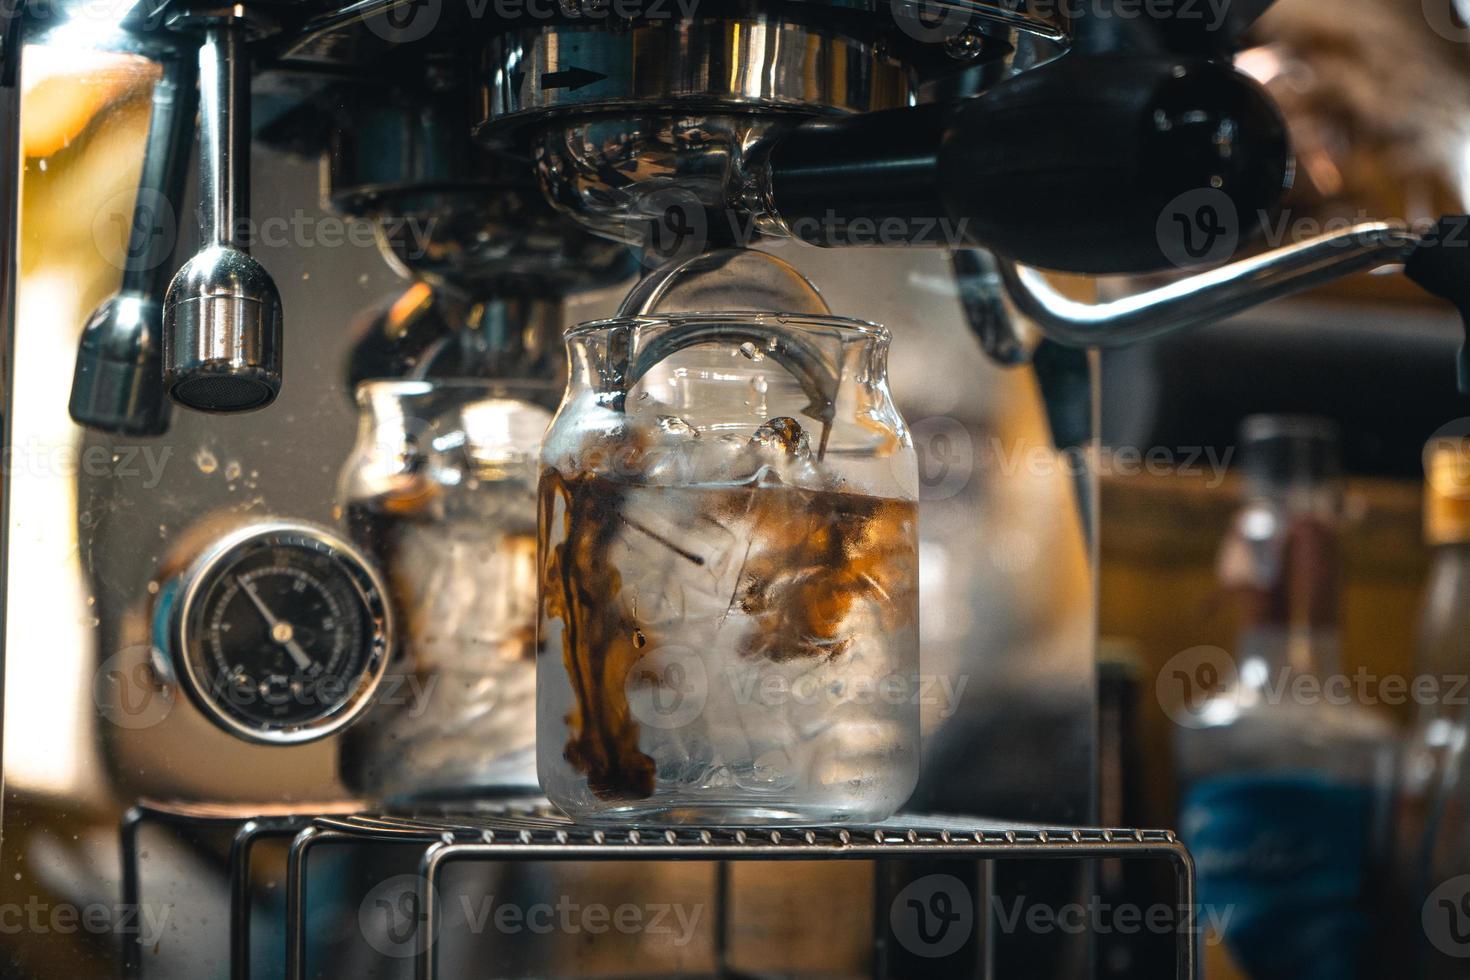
[309,803,1185,851]
[121,801,1197,979]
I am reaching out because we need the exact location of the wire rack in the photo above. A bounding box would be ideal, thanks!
[121,800,1197,980]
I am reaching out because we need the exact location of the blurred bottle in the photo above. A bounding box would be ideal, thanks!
[1174,416,1394,980]
[1399,434,1470,976]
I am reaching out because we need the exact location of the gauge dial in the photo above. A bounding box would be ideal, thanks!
[170,522,392,744]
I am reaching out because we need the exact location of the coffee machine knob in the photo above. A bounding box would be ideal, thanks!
[764,56,1291,275]
[938,55,1292,274]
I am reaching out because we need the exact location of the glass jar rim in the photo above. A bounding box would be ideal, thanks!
[566,310,890,342]
[354,377,561,398]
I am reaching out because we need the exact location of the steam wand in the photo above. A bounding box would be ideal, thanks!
[993,218,1470,396]
[68,51,196,435]
[760,54,1470,389]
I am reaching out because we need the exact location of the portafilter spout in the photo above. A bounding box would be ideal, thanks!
[162,7,282,413]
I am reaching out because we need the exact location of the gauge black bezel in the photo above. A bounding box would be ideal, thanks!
[170,521,394,745]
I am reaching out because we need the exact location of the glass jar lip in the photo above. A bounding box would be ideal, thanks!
[566,310,890,342]
[354,377,561,398]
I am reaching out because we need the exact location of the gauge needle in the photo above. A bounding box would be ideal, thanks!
[237,577,314,672]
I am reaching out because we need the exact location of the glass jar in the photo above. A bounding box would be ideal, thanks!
[338,378,554,801]
[536,312,920,824]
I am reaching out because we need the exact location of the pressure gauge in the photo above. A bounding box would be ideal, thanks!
[160,521,393,745]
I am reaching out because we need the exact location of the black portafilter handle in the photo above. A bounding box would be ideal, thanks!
[1405,216,1470,395]
[765,55,1293,275]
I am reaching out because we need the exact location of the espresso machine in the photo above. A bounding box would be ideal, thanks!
[2,0,1468,976]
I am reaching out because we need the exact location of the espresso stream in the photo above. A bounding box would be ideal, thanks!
[539,466,918,801]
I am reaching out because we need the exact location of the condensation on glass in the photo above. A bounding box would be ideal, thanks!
[536,312,921,824]
[339,378,555,800]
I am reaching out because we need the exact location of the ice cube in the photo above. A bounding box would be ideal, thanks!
[631,415,701,485]
[734,748,798,792]
[741,416,820,488]
[610,486,744,623]
[656,415,699,439]
[750,417,810,458]
[689,433,755,485]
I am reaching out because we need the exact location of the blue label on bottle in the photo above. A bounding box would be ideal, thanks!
[1181,772,1373,980]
